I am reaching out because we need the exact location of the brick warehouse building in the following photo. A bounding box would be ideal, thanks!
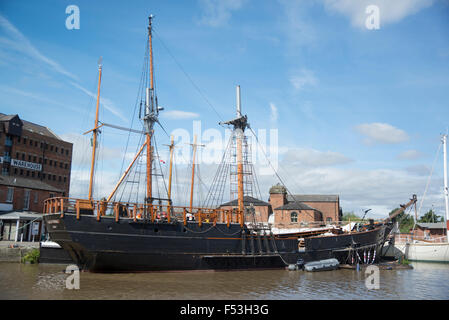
[0,113,73,212]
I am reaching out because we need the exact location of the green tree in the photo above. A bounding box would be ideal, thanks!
[342,212,362,222]
[418,209,443,223]
[389,208,415,233]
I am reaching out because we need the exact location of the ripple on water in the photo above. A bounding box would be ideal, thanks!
[1,262,448,300]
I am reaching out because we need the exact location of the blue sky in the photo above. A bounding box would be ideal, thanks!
[1,0,449,218]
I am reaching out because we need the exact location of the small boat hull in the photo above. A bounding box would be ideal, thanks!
[395,241,449,263]
[304,258,339,272]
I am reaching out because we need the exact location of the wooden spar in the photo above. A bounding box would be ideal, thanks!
[88,59,102,200]
[107,141,146,202]
[146,15,155,206]
[236,129,244,215]
[188,135,205,213]
[146,132,152,204]
[167,135,175,201]
[236,85,244,225]
[189,135,197,213]
[384,194,417,223]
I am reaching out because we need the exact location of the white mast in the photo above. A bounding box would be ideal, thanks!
[443,134,449,242]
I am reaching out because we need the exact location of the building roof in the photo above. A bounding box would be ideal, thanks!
[287,194,339,202]
[0,175,64,193]
[0,113,63,141]
[0,211,43,221]
[416,222,446,229]
[219,196,270,207]
[274,201,317,211]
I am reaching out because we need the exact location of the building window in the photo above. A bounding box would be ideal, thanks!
[6,187,14,203]
[20,169,23,175]
[49,193,55,198]
[23,190,31,210]
[31,172,35,178]
[34,192,38,204]
[64,177,67,183]
[326,217,332,223]
[22,153,25,160]
[291,211,298,223]
[23,138,27,145]
[28,155,32,161]
[50,145,53,151]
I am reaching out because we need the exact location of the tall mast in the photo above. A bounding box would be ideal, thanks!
[188,135,204,212]
[236,86,244,214]
[88,58,102,200]
[219,85,248,223]
[144,14,159,205]
[167,135,175,201]
[442,134,449,242]
[189,135,198,213]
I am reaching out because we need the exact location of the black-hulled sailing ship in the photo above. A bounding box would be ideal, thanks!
[43,16,416,272]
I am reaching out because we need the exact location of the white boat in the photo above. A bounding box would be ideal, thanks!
[304,258,339,272]
[395,241,449,263]
[395,134,449,263]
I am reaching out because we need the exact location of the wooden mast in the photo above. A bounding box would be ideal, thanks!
[167,135,175,201]
[236,86,244,216]
[146,15,154,205]
[88,58,102,200]
[188,135,205,213]
[189,135,198,213]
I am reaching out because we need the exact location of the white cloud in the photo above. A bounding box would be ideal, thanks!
[282,147,353,167]
[162,110,201,120]
[355,122,409,145]
[270,103,278,122]
[0,14,78,80]
[397,149,424,160]
[69,81,128,123]
[198,0,246,27]
[321,0,435,29]
[290,69,318,90]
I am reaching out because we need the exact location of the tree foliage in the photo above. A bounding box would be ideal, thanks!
[418,209,443,223]
[342,212,362,222]
[389,207,415,234]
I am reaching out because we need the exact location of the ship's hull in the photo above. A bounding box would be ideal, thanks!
[395,241,449,263]
[302,225,388,264]
[44,213,301,272]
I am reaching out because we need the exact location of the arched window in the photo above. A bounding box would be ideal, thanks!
[291,211,298,223]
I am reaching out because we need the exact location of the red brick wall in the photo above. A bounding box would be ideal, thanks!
[4,131,72,196]
[301,200,340,222]
[0,185,62,213]
[274,209,321,228]
[269,193,287,210]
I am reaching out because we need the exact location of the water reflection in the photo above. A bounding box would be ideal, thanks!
[0,262,448,300]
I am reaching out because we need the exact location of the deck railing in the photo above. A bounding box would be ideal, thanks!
[43,197,245,227]
[394,234,448,243]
